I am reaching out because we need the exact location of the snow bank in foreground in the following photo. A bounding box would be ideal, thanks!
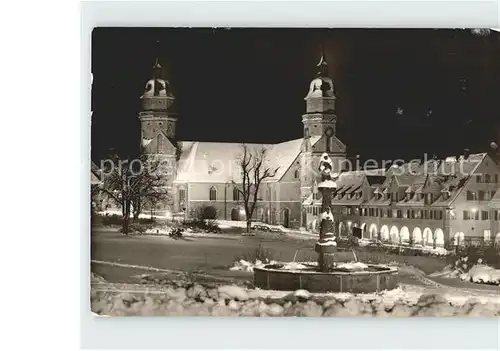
[460,265,500,285]
[91,275,500,317]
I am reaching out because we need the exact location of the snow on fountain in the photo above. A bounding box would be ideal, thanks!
[253,153,399,293]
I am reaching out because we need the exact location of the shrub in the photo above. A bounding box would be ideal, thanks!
[236,244,276,263]
[202,205,217,220]
[181,205,221,233]
[169,227,184,239]
[101,214,123,226]
[181,218,221,233]
[337,236,359,249]
[121,223,147,234]
[449,245,500,269]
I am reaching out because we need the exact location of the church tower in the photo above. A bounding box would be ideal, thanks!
[300,51,346,207]
[138,58,179,214]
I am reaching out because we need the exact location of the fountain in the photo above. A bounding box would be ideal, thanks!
[254,153,398,293]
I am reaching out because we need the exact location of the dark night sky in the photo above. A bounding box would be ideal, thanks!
[91,28,500,163]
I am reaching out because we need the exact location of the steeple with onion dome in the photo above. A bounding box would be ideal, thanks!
[302,49,337,138]
[299,47,346,218]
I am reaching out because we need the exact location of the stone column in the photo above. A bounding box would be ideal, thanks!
[315,153,338,272]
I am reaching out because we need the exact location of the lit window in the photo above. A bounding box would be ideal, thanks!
[484,230,491,242]
[466,191,477,201]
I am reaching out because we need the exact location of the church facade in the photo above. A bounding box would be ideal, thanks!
[138,54,346,229]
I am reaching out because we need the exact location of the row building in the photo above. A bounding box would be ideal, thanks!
[303,151,500,247]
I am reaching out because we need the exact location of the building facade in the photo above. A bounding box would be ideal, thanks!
[137,53,346,229]
[303,152,500,246]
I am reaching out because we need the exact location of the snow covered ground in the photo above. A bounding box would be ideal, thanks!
[430,262,500,286]
[97,210,172,220]
[91,272,500,316]
[459,265,500,285]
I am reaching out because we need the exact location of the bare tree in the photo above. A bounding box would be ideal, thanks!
[233,144,279,233]
[99,153,170,234]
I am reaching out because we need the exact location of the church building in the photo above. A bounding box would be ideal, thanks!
[138,53,347,229]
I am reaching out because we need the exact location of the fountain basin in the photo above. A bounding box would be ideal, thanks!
[254,263,398,293]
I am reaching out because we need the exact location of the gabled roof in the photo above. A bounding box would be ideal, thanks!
[322,152,489,208]
[366,175,386,186]
[328,135,346,153]
[175,137,320,183]
[91,171,101,185]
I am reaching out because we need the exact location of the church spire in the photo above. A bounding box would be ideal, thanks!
[316,43,329,77]
[153,39,163,79]
[153,58,163,79]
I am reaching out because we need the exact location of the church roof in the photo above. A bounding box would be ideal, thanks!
[175,137,321,183]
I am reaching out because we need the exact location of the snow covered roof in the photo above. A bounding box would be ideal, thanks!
[315,153,489,208]
[175,137,319,184]
[91,170,101,185]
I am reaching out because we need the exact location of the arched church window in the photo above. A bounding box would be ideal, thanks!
[179,188,186,202]
[294,169,299,179]
[209,186,217,201]
[233,187,240,201]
